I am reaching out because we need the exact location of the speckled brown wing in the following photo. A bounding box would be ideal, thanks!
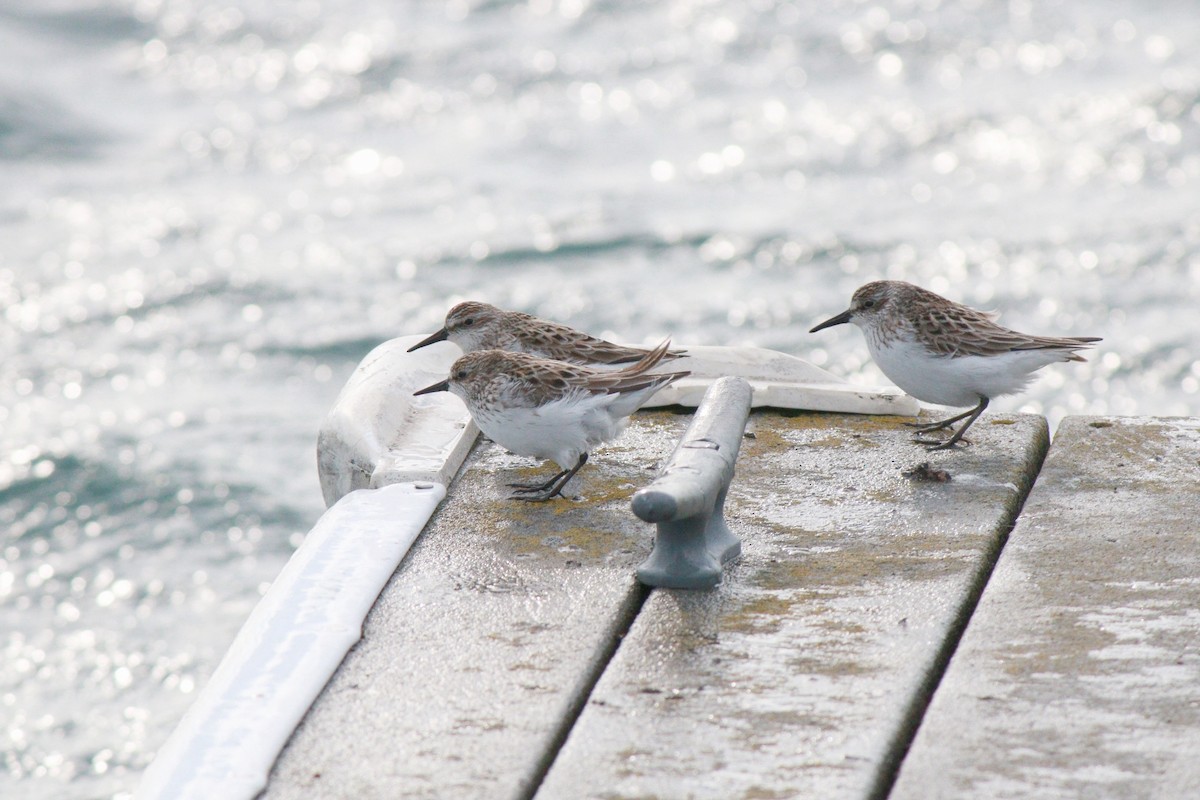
[916,301,1099,360]
[574,337,686,366]
[502,357,598,406]
[512,312,686,365]
[495,340,687,410]
[573,339,689,395]
[1009,334,1102,361]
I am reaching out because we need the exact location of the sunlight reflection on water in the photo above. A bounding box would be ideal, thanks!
[1,0,1199,796]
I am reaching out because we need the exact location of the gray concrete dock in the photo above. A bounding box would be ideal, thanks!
[261,411,1199,799]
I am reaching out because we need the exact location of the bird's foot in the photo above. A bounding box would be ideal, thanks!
[507,478,558,492]
[506,469,569,494]
[507,485,565,502]
[913,433,971,451]
[905,419,956,433]
[506,455,584,502]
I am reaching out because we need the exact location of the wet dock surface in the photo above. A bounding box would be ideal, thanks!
[891,416,1200,800]
[261,411,1199,800]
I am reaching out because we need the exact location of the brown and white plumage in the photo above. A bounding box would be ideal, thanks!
[413,339,688,500]
[811,280,1101,450]
[407,301,686,367]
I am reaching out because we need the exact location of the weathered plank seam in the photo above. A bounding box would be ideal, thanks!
[519,582,652,800]
[868,421,1052,800]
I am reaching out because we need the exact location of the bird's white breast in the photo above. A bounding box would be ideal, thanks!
[866,336,1063,407]
[468,390,623,471]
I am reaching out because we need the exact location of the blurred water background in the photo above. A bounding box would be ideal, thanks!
[1,0,1198,796]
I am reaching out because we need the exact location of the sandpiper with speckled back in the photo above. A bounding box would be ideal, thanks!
[413,339,688,501]
[408,301,686,367]
[810,280,1101,450]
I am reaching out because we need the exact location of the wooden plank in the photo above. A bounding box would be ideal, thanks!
[535,411,1048,799]
[891,417,1200,799]
[262,411,695,800]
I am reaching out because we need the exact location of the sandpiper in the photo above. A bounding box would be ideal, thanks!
[413,339,688,500]
[408,301,685,367]
[810,280,1101,450]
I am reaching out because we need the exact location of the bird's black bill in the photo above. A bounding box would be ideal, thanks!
[407,328,449,352]
[809,309,853,333]
[412,379,450,396]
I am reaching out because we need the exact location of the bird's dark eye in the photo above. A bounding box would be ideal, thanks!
[462,317,475,326]
[862,299,877,309]
[454,369,467,379]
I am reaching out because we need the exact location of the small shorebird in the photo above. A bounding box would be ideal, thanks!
[413,340,688,500]
[810,280,1101,450]
[407,300,685,367]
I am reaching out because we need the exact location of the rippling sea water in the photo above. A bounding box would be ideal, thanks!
[2,0,1198,796]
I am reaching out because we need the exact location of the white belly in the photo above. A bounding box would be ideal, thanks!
[868,338,1061,407]
[469,392,624,470]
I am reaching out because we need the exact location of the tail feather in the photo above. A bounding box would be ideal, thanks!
[597,339,687,393]
[1015,335,1101,362]
[596,338,689,412]
[619,338,673,374]
[599,345,688,366]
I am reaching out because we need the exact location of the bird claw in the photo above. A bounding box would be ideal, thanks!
[904,420,954,432]
[914,435,971,451]
[507,473,571,501]
[507,480,556,492]
[507,487,564,502]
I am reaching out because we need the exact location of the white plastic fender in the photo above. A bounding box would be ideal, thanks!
[137,482,445,800]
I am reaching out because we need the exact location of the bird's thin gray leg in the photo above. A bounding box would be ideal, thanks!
[508,468,569,493]
[915,398,989,450]
[510,454,588,501]
[905,404,980,432]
